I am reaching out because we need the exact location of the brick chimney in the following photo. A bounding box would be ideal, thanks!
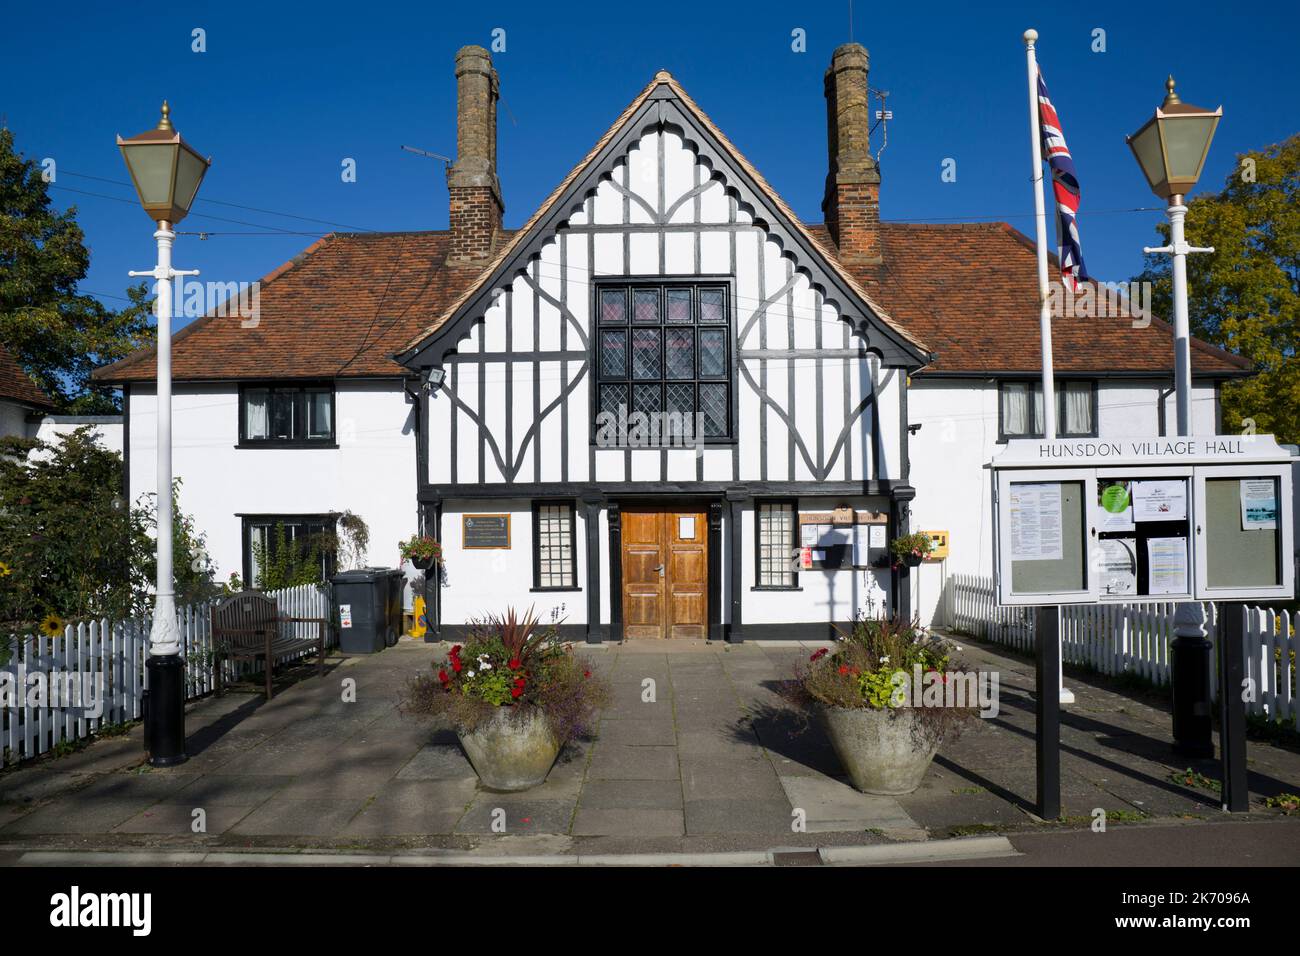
[821,42,881,265]
[446,45,503,265]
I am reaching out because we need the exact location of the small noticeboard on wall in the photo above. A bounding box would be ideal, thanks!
[462,514,511,549]
[798,510,888,570]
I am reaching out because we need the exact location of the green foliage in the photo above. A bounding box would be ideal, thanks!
[1135,134,1300,443]
[401,607,609,745]
[398,534,442,565]
[1170,767,1221,793]
[1263,793,1299,814]
[249,523,327,590]
[0,427,216,635]
[0,127,154,412]
[889,532,933,562]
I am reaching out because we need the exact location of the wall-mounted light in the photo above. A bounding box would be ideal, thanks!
[421,367,446,391]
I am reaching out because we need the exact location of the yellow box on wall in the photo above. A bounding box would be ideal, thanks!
[921,530,949,560]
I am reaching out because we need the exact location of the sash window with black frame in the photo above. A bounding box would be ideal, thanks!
[532,501,578,591]
[240,383,335,446]
[999,380,1096,440]
[756,499,799,589]
[594,283,732,444]
[242,514,338,588]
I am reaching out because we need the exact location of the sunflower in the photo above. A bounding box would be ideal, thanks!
[39,613,63,638]
[0,560,10,577]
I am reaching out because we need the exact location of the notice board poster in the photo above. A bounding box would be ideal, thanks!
[1008,483,1063,561]
[1098,537,1137,596]
[1240,479,1278,530]
[1146,536,1189,595]
[1132,480,1187,522]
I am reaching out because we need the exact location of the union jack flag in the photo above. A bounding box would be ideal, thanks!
[1036,66,1091,291]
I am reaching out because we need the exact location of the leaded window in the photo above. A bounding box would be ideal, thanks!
[532,502,577,590]
[593,284,732,444]
[757,500,797,589]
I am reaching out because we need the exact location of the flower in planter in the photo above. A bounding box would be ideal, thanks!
[401,606,610,747]
[399,534,444,567]
[888,532,935,564]
[779,610,979,731]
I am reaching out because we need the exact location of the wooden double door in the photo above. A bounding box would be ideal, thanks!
[621,506,709,639]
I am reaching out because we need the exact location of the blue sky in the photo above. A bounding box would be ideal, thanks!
[4,0,1297,329]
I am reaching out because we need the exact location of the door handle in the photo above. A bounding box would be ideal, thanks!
[654,564,665,577]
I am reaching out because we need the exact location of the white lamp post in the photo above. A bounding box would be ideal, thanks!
[118,101,211,766]
[1127,77,1220,758]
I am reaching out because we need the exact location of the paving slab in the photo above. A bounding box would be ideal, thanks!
[229,796,370,837]
[455,797,576,836]
[587,745,680,781]
[395,744,477,781]
[579,778,683,810]
[779,774,922,835]
[571,808,685,837]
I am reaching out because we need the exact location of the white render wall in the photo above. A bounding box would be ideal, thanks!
[128,379,417,582]
[32,417,123,456]
[437,498,586,627]
[906,377,1221,627]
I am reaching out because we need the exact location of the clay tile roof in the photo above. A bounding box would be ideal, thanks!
[93,231,493,383]
[0,343,54,408]
[808,222,1250,377]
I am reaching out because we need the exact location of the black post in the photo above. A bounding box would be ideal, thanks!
[144,654,187,767]
[1035,605,1060,819]
[1218,602,1249,813]
[1171,605,1215,758]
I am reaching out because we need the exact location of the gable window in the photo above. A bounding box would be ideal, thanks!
[594,283,733,443]
[240,383,335,446]
[241,514,338,588]
[532,501,578,590]
[755,500,798,589]
[999,380,1095,440]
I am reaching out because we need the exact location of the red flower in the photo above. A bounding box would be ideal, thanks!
[810,648,829,662]
[838,665,850,675]
[511,686,524,699]
[438,669,449,684]
[508,657,522,671]
[451,659,462,673]
[584,670,591,679]
[513,677,526,688]
[449,644,462,657]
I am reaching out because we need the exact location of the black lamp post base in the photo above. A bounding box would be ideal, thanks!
[144,655,188,767]
[1171,634,1214,759]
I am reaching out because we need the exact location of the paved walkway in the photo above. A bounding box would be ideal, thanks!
[1,636,1298,860]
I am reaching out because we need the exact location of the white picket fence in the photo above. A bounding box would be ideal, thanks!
[948,573,1298,726]
[1,584,331,768]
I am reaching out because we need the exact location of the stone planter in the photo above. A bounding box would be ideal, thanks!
[457,707,560,792]
[817,704,941,795]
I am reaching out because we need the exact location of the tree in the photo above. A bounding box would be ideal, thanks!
[0,126,154,412]
[1135,134,1300,443]
[0,428,217,637]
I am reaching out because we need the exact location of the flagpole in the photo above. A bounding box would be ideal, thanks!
[1024,29,1072,706]
[1024,29,1056,441]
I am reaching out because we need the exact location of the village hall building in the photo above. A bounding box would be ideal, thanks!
[95,43,1248,642]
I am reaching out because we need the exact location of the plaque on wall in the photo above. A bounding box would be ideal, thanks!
[462,514,511,549]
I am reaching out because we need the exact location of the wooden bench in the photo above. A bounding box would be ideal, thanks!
[211,591,328,700]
